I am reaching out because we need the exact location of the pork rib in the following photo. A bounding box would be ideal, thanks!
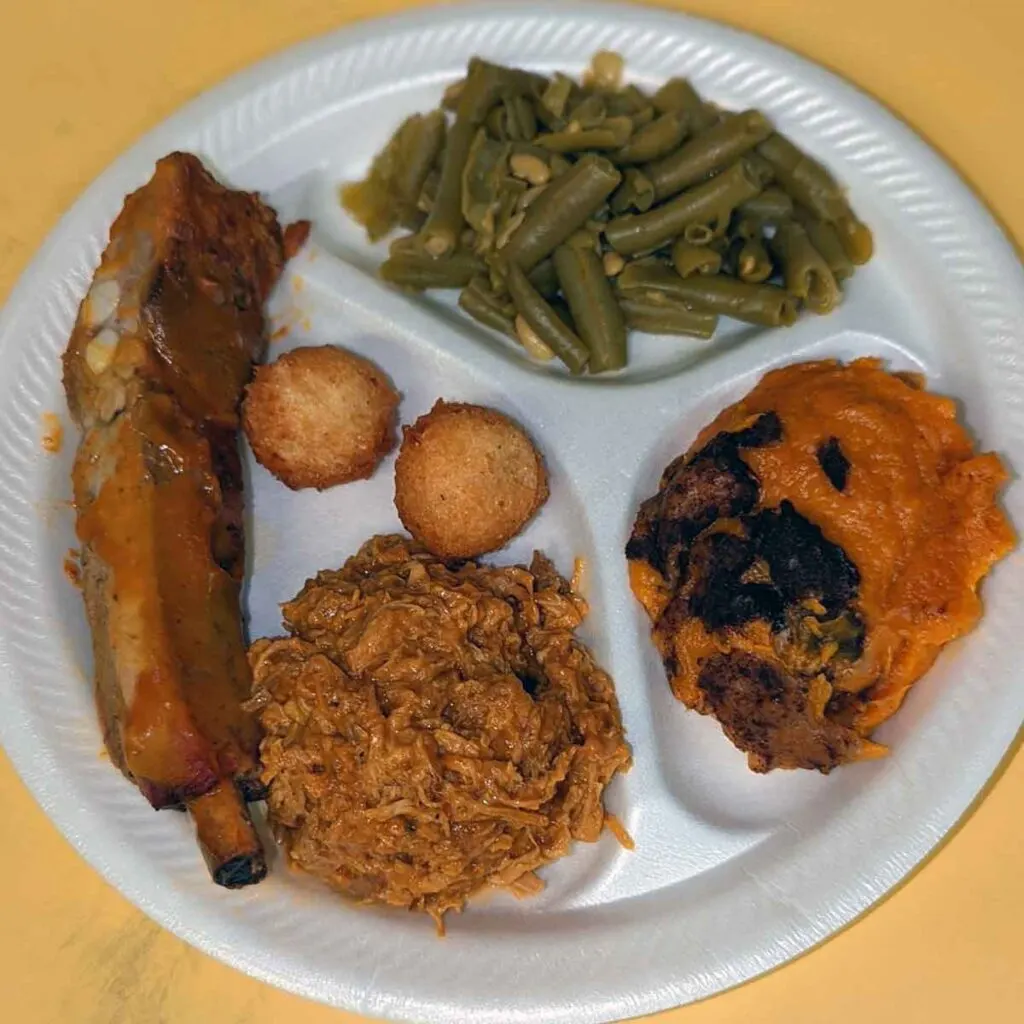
[63,152,292,886]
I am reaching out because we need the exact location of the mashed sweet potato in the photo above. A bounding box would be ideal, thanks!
[627,358,1014,772]
[248,535,630,927]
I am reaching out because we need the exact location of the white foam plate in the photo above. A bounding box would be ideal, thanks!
[1,3,1022,1022]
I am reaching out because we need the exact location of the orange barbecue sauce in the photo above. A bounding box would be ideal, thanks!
[64,154,284,807]
[632,358,1014,744]
[40,412,63,453]
[73,397,225,803]
[63,548,81,587]
[72,394,265,807]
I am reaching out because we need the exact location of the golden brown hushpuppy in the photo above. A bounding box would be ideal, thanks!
[242,345,399,490]
[394,401,548,560]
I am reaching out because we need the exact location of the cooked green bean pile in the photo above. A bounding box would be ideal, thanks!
[341,52,873,374]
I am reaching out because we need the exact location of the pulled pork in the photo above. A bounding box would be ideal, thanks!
[248,534,630,927]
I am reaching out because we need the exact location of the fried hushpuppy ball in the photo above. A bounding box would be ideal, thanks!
[242,345,399,490]
[394,401,548,559]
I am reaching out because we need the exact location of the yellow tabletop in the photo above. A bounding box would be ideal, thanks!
[1,1,1022,1021]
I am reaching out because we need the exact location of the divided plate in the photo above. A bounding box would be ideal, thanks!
[1,4,1022,1022]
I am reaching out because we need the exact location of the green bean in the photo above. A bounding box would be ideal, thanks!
[398,208,427,234]
[624,254,673,273]
[388,235,425,257]
[340,110,446,241]
[564,226,602,253]
[682,223,716,245]
[637,110,660,132]
[486,257,506,295]
[526,257,560,298]
[549,154,572,178]
[793,209,854,281]
[392,111,446,212]
[464,59,548,116]
[423,60,541,257]
[493,178,528,251]
[738,187,794,223]
[619,295,718,338]
[608,83,653,116]
[494,212,525,251]
[349,53,874,371]
[461,129,510,239]
[605,159,762,256]
[567,94,607,128]
[755,134,848,222]
[769,221,839,314]
[745,152,776,189]
[506,263,590,373]
[651,77,701,114]
[380,247,484,290]
[504,95,538,141]
[553,244,627,372]
[645,111,774,200]
[416,167,441,214]
[540,73,576,120]
[671,240,722,278]
[442,78,465,112]
[422,114,482,254]
[736,235,773,283]
[618,263,797,326]
[834,211,874,265]
[606,92,655,130]
[509,140,550,158]
[610,168,655,215]
[487,100,540,144]
[614,113,688,165]
[458,276,516,337]
[651,77,717,131]
[499,175,529,204]
[532,106,562,134]
[484,105,508,140]
[501,154,621,270]
[537,117,633,153]
[516,183,549,214]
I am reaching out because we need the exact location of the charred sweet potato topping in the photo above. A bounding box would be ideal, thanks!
[628,358,1014,772]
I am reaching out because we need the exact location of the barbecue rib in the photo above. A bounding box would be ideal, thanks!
[63,152,294,886]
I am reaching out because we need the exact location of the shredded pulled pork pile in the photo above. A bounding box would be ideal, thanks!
[248,534,630,926]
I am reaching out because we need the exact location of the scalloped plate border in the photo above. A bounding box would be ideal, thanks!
[1,4,1023,1022]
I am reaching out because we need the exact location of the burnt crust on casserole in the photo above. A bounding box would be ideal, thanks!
[627,411,869,772]
[626,359,1014,774]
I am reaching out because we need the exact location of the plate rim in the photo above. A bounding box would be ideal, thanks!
[1,3,1022,1022]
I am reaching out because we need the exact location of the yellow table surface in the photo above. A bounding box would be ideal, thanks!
[1,1,1022,1021]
